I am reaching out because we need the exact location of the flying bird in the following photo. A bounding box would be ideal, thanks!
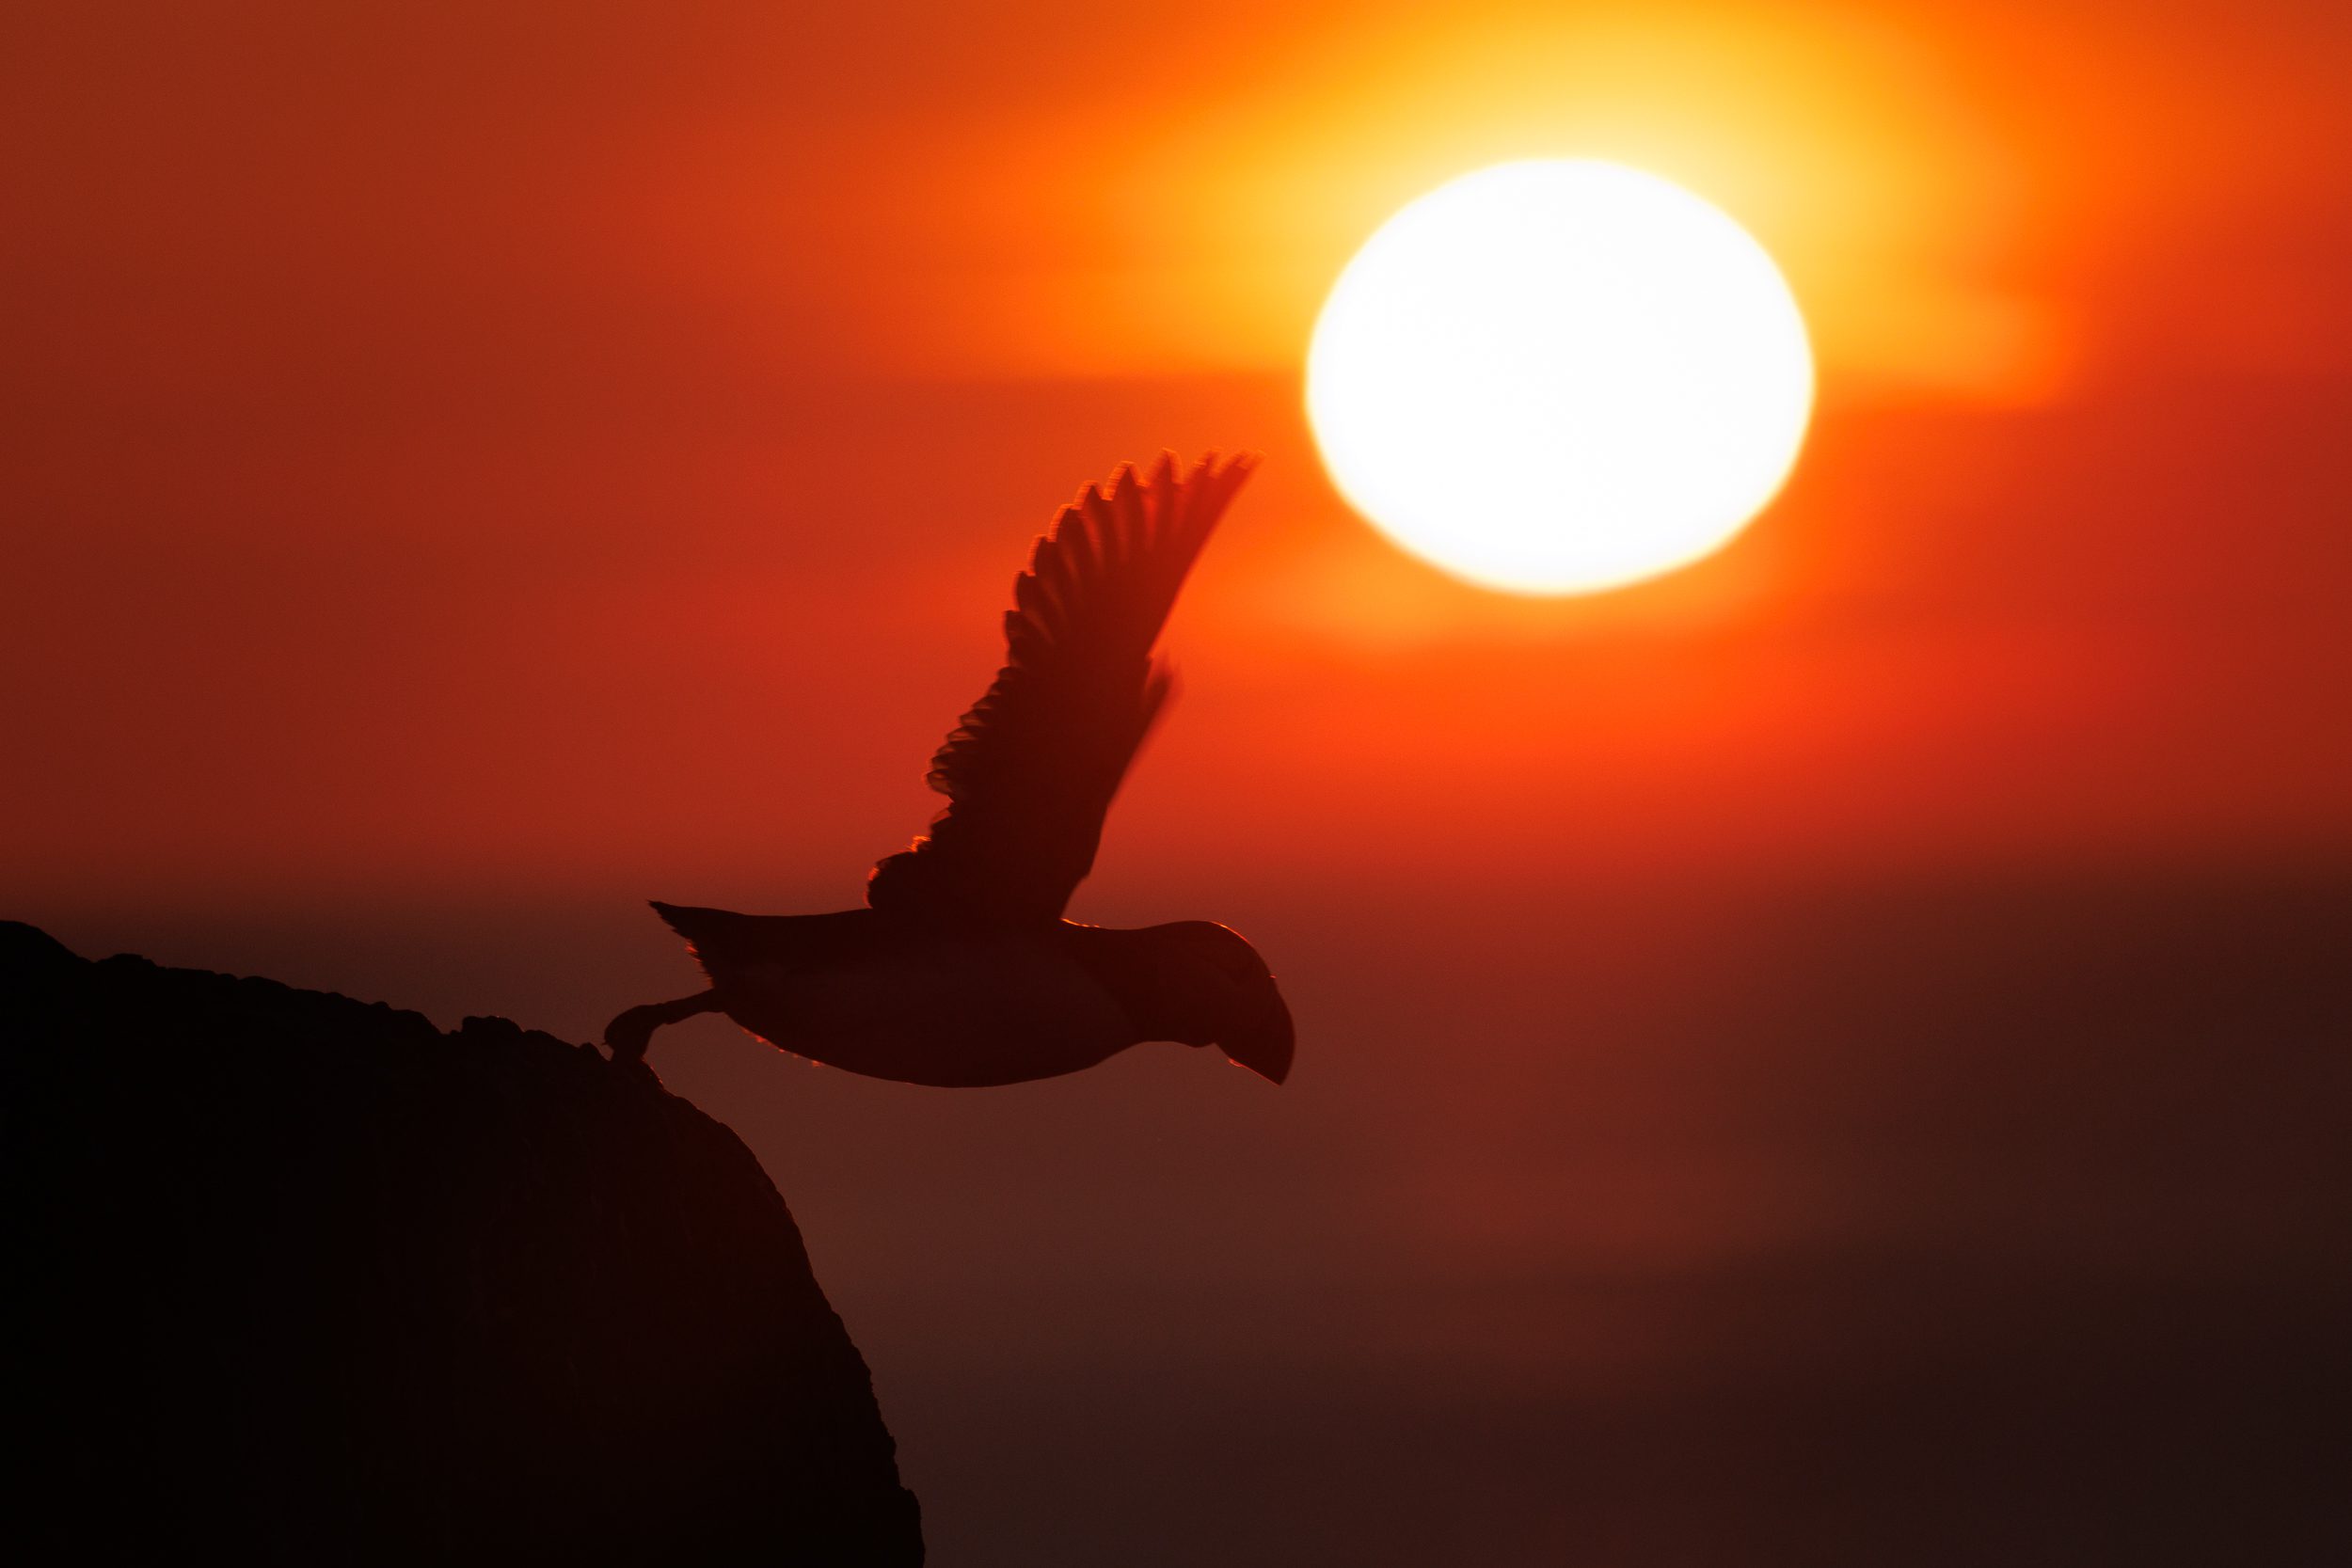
[604,452,1294,1087]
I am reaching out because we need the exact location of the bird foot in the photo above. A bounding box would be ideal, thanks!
[601,990,720,1066]
[602,1004,663,1064]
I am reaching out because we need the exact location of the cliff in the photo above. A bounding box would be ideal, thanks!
[5,922,922,1564]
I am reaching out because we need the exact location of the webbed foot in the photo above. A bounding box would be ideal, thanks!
[602,990,719,1065]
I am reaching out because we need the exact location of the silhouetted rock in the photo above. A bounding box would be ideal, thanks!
[6,922,922,1564]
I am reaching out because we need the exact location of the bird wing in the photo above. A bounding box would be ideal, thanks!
[866,451,1257,925]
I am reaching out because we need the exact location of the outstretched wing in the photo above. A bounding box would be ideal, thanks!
[866,451,1257,925]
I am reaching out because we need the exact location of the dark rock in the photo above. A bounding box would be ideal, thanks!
[4,921,922,1564]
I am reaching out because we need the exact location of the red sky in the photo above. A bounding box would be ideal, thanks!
[5,4,2347,1562]
[7,0,2348,911]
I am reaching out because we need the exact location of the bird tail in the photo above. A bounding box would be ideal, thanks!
[648,900,755,974]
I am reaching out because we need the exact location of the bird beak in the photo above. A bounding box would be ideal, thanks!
[1221,991,1295,1085]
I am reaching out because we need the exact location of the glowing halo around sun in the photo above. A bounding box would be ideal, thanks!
[1307,160,1815,595]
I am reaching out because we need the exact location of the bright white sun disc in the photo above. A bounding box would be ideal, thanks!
[1307,160,1814,594]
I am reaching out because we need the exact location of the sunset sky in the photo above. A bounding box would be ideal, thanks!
[6,3,2347,1561]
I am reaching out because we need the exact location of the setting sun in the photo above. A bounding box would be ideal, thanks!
[1308,160,1814,594]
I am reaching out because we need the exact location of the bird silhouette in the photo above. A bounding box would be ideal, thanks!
[604,452,1294,1087]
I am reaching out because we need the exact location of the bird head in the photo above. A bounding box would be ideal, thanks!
[1150,921,1295,1085]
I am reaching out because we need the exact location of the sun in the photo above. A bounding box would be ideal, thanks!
[1306,160,1814,595]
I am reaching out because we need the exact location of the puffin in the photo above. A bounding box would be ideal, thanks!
[603,451,1294,1087]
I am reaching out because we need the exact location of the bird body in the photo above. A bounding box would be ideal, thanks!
[606,453,1293,1087]
[649,905,1136,1087]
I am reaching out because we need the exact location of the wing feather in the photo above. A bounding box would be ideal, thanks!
[868,451,1256,924]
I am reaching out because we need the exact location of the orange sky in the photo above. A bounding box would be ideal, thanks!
[7,0,2348,921]
[7,6,2349,1560]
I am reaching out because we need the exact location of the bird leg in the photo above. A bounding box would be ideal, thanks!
[602,990,719,1064]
